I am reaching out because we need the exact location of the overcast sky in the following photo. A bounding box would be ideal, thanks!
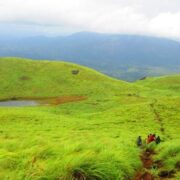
[0,0,180,38]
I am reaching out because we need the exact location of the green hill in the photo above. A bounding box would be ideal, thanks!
[0,57,179,180]
[136,75,180,93]
[0,57,137,100]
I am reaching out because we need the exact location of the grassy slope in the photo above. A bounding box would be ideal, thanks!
[136,75,180,178]
[0,57,137,100]
[136,75,180,95]
[0,58,179,179]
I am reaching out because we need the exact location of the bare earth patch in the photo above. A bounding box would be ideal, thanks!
[46,96,87,105]
[134,149,154,180]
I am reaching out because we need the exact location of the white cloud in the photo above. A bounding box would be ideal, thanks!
[149,13,180,37]
[0,0,180,38]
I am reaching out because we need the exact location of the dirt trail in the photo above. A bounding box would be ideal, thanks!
[149,99,165,136]
[134,149,154,180]
[134,100,166,180]
[141,149,154,169]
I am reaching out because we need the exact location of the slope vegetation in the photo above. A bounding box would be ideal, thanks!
[0,57,136,100]
[0,58,179,180]
[136,75,180,93]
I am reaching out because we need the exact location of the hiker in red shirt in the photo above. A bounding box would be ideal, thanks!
[147,134,156,144]
[147,134,151,144]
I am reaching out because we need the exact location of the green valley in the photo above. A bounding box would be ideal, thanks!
[0,57,179,180]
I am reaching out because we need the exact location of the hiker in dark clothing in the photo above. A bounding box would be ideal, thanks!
[137,136,142,146]
[155,136,161,144]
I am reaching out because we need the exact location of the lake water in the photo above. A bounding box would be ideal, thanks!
[0,100,39,107]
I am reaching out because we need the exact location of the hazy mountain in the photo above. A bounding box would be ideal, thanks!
[0,32,180,81]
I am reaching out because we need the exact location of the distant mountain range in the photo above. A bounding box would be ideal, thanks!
[0,32,180,81]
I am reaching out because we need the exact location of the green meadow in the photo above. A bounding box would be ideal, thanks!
[0,57,179,179]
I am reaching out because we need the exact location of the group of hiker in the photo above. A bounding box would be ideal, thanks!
[136,134,161,146]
